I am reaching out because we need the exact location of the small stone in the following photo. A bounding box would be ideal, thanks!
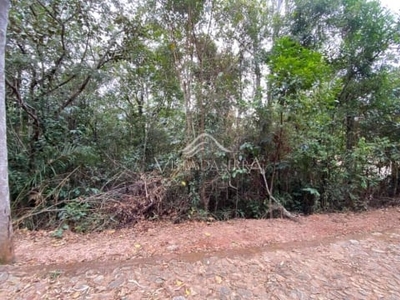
[73,284,90,292]
[172,297,186,300]
[0,272,9,283]
[167,245,179,251]
[372,232,383,236]
[85,270,100,278]
[237,288,253,298]
[290,289,306,300]
[69,276,80,284]
[219,286,231,296]
[5,274,19,284]
[93,275,104,284]
[371,248,385,253]
[349,240,359,245]
[108,277,125,289]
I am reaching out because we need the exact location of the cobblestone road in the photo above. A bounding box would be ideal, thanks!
[1,228,400,299]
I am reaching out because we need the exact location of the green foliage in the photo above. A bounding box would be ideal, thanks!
[242,200,269,219]
[56,201,97,233]
[58,201,90,223]
[51,224,69,239]
[267,36,330,97]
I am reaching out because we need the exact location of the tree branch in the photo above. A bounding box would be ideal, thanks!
[57,31,123,114]
[30,2,67,94]
[255,158,299,222]
[5,78,39,125]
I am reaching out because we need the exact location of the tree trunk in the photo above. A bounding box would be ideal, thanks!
[346,115,355,151]
[0,0,13,264]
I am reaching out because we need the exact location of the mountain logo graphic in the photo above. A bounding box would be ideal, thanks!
[181,133,231,158]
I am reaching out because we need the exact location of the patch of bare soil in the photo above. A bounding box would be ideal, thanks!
[12,207,400,267]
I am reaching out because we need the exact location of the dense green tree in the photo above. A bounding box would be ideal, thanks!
[6,0,130,205]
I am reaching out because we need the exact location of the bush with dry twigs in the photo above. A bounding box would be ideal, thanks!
[13,171,189,232]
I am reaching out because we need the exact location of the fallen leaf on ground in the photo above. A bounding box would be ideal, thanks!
[176,280,183,286]
[215,275,223,284]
